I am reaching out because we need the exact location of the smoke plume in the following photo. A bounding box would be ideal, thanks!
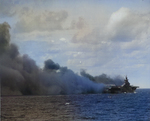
[0,22,123,96]
[80,69,124,86]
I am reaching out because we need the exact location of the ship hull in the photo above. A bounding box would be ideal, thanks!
[105,86,139,94]
[104,76,139,94]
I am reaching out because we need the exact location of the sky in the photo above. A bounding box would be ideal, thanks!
[0,0,150,88]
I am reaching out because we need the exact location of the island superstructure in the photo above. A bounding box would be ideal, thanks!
[104,76,139,93]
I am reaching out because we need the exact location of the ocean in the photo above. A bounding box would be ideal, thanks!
[1,89,150,121]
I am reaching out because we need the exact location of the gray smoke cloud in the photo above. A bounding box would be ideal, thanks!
[0,22,10,54]
[0,22,105,95]
[44,59,60,70]
[80,69,124,86]
[0,22,125,96]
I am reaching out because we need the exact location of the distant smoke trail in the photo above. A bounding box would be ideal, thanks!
[0,22,105,95]
[80,69,124,86]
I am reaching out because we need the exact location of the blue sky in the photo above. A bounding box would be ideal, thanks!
[0,0,150,88]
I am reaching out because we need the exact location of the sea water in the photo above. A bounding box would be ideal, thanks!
[1,89,150,121]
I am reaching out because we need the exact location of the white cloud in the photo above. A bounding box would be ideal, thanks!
[14,9,68,33]
[60,38,66,41]
[0,0,16,17]
[71,7,150,45]
[105,7,150,42]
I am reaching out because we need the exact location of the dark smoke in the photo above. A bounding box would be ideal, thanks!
[0,22,105,95]
[44,59,60,70]
[80,69,95,82]
[0,22,10,54]
[80,69,124,86]
[0,22,123,96]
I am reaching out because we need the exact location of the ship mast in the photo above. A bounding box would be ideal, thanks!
[125,76,130,86]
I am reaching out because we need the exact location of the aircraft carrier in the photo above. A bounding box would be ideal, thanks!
[104,76,139,93]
